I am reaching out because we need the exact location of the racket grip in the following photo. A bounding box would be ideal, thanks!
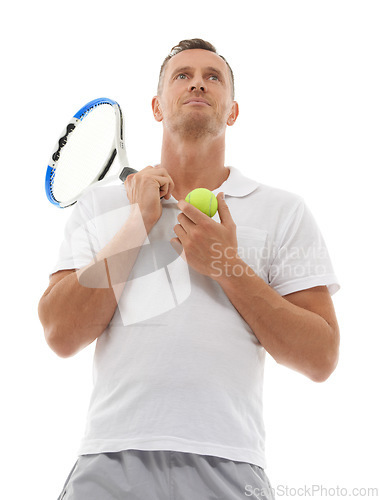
[119,167,138,182]
[119,166,165,200]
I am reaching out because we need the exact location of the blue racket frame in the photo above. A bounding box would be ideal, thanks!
[45,97,135,208]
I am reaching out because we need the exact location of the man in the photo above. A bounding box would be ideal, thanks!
[39,39,340,499]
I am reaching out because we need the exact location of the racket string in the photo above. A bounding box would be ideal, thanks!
[52,104,116,203]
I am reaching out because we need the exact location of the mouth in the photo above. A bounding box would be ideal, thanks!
[183,98,210,106]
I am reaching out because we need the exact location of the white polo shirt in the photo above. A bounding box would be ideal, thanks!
[51,166,339,468]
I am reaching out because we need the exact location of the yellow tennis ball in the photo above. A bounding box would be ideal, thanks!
[185,188,218,217]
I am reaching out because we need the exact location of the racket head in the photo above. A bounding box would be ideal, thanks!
[45,97,126,208]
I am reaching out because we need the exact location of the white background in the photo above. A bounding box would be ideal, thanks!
[1,1,378,498]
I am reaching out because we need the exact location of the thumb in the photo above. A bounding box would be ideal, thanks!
[217,192,233,225]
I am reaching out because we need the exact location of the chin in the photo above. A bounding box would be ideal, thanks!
[174,115,222,139]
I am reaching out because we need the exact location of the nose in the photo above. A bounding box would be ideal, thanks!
[190,85,205,92]
[189,77,206,92]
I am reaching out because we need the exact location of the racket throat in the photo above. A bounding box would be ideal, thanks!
[98,149,117,180]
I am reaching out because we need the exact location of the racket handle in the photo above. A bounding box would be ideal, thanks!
[119,167,138,182]
[119,166,165,200]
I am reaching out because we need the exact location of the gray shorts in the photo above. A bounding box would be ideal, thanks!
[58,449,274,499]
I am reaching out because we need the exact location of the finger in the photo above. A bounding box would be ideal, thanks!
[156,174,175,197]
[150,166,175,187]
[137,167,175,196]
[216,192,233,225]
[177,200,210,224]
[177,212,196,232]
[151,175,174,196]
[124,172,136,186]
[173,223,187,239]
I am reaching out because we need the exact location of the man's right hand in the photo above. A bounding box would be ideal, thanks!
[124,165,174,225]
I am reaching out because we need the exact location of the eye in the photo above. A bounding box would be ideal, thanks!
[176,73,188,80]
[209,75,219,81]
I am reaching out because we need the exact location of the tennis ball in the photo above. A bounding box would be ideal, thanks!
[185,188,218,217]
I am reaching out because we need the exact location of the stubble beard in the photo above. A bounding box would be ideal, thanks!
[167,110,224,141]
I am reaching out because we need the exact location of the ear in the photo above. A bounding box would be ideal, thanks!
[227,101,239,126]
[152,96,163,122]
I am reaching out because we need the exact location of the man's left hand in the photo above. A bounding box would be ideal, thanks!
[171,192,238,279]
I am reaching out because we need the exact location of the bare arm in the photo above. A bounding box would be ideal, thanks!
[39,268,116,358]
[38,166,175,358]
[215,261,340,382]
[172,195,340,382]
[38,207,153,358]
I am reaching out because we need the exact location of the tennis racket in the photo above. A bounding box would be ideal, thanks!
[45,97,137,208]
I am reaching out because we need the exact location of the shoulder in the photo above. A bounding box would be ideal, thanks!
[228,166,303,211]
[252,182,304,213]
[232,178,305,228]
[226,167,308,231]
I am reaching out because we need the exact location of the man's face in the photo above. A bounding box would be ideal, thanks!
[153,49,238,139]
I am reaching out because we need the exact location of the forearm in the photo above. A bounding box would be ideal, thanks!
[214,256,338,381]
[40,205,155,357]
[41,271,118,357]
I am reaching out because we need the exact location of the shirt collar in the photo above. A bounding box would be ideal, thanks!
[213,166,259,197]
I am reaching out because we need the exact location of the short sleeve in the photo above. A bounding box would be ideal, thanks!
[49,195,98,277]
[269,199,340,296]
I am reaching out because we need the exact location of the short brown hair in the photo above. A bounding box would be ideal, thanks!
[157,38,235,99]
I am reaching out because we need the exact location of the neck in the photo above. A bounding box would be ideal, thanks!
[160,131,230,201]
